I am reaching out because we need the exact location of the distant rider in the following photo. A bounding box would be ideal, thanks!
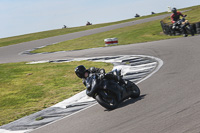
[170,7,187,37]
[86,21,92,26]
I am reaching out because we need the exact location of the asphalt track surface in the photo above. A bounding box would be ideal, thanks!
[1,14,200,133]
[29,35,200,133]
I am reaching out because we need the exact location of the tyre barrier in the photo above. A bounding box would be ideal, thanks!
[160,21,172,35]
[196,22,200,34]
[160,21,200,36]
[192,23,196,34]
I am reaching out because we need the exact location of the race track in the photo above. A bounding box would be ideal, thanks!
[1,14,200,133]
[0,14,170,64]
[29,35,200,133]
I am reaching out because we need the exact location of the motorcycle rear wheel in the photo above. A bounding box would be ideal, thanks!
[130,83,140,99]
[95,91,118,110]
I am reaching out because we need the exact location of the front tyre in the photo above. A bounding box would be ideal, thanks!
[95,91,118,110]
[186,25,195,36]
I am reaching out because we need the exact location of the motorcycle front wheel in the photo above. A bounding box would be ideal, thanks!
[186,25,195,36]
[95,90,118,110]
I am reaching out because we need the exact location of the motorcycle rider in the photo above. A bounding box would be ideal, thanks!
[171,7,188,37]
[86,21,92,26]
[75,65,126,100]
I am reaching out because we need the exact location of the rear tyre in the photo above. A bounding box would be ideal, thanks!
[130,83,140,98]
[95,91,118,110]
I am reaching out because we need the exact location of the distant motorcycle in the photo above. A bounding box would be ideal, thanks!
[85,70,140,110]
[172,16,194,36]
[86,21,92,26]
[62,25,67,29]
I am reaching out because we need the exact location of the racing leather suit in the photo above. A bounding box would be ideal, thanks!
[171,11,184,24]
[171,11,187,35]
[82,67,124,100]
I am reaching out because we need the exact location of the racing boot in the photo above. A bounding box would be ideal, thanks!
[183,34,188,37]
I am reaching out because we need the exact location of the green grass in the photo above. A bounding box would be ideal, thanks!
[32,5,200,53]
[0,61,113,126]
[0,12,170,47]
[1,4,199,126]
[1,5,199,48]
[32,20,179,53]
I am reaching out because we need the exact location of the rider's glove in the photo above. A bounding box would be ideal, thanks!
[99,73,105,80]
[99,69,105,75]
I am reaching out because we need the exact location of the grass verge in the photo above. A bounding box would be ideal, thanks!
[0,61,113,126]
[1,5,199,48]
[0,12,170,47]
[32,5,200,53]
[32,19,178,53]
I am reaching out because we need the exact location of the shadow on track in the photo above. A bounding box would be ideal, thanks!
[104,94,147,111]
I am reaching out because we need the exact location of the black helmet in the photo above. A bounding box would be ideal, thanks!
[75,65,86,78]
[171,8,177,13]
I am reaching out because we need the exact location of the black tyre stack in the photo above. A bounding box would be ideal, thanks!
[191,23,196,34]
[160,21,172,35]
[161,21,200,36]
[196,22,200,34]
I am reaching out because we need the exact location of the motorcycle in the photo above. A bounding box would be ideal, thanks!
[85,70,140,110]
[172,15,194,36]
[86,22,92,26]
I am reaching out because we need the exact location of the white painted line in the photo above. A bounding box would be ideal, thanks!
[26,103,98,133]
[0,129,29,133]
